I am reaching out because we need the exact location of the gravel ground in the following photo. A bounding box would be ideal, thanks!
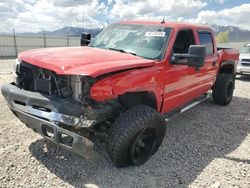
[0,64,250,187]
[0,59,14,74]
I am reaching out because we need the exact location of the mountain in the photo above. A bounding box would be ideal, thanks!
[45,27,102,37]
[10,25,250,42]
[17,27,102,38]
[211,25,250,42]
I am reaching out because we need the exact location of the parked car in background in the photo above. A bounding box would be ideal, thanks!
[237,43,250,75]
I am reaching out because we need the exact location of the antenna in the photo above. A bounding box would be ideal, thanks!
[82,5,84,32]
[161,16,165,24]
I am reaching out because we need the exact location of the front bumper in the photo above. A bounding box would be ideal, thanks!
[1,84,97,159]
[1,84,88,127]
[12,107,97,159]
[237,65,250,74]
[236,62,250,74]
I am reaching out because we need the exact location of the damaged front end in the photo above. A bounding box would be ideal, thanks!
[1,60,121,159]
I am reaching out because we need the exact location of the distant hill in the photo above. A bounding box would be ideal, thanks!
[211,25,250,42]
[16,27,102,38]
[45,27,102,37]
[4,25,250,42]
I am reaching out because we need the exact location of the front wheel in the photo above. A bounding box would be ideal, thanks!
[212,73,234,105]
[107,105,166,167]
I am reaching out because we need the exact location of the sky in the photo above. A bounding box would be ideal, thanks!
[0,0,250,33]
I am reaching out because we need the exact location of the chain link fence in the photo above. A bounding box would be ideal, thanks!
[0,34,247,74]
[217,42,247,50]
[0,34,80,58]
[0,34,81,73]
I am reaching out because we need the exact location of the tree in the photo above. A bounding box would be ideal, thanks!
[215,31,229,43]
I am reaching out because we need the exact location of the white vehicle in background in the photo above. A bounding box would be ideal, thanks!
[237,43,250,75]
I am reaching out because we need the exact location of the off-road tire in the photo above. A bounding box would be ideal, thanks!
[107,105,166,167]
[212,73,234,105]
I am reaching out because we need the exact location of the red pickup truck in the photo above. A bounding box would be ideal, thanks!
[1,21,239,167]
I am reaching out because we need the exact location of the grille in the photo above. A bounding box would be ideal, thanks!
[242,59,250,62]
[17,62,73,97]
[242,63,250,67]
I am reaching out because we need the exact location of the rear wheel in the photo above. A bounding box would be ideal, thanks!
[212,73,234,105]
[107,105,166,167]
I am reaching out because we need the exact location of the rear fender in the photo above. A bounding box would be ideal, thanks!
[219,61,236,75]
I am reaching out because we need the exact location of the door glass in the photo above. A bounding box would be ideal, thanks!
[173,30,195,54]
[198,32,214,55]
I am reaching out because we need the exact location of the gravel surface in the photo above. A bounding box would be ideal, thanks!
[0,70,250,187]
[0,59,14,74]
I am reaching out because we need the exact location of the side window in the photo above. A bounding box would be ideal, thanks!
[173,30,195,54]
[198,32,214,55]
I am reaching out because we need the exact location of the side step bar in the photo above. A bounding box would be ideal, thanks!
[164,93,209,121]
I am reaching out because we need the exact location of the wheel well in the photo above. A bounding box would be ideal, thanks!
[219,63,235,75]
[118,92,157,110]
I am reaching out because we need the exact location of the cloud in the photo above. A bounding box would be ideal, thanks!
[0,0,249,33]
[51,0,92,7]
[109,1,250,30]
[110,0,207,20]
[211,0,227,4]
[108,0,113,5]
[0,0,108,33]
[191,3,250,30]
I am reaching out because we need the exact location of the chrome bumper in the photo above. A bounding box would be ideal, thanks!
[237,65,250,74]
[11,107,97,160]
[1,84,98,159]
[1,84,94,127]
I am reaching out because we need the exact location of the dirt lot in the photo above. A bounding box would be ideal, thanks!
[0,66,250,187]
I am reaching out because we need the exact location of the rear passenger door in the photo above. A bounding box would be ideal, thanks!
[196,31,219,92]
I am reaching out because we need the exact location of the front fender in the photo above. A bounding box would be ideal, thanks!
[90,66,165,112]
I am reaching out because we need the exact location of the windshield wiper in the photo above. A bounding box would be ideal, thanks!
[108,47,137,56]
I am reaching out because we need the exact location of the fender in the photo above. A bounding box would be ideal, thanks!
[219,61,236,75]
[90,65,166,112]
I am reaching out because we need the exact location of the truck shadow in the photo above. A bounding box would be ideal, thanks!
[236,74,250,81]
[29,96,250,187]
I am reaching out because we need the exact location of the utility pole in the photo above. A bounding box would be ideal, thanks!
[82,5,85,33]
[13,28,18,57]
[67,31,69,46]
[43,29,46,48]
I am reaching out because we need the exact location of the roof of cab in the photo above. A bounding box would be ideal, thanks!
[118,20,212,31]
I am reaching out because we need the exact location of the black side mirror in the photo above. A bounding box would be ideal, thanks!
[188,45,206,69]
[171,45,206,70]
[81,32,91,46]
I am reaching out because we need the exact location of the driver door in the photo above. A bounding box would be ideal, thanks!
[161,29,203,113]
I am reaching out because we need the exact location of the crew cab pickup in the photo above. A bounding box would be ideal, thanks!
[1,21,239,167]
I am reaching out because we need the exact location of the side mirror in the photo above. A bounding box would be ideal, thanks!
[188,45,206,69]
[81,32,91,46]
[171,45,206,70]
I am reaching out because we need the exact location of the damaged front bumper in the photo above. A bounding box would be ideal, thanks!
[1,84,98,159]
[13,107,97,159]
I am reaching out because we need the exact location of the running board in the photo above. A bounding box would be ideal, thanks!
[164,93,209,121]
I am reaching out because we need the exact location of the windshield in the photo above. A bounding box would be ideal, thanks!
[241,45,250,54]
[89,24,171,59]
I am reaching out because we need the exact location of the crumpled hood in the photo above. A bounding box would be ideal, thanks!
[18,47,156,77]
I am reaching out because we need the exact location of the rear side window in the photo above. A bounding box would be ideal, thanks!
[198,32,214,55]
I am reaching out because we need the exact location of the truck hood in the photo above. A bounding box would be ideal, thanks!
[239,54,250,59]
[18,47,156,77]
